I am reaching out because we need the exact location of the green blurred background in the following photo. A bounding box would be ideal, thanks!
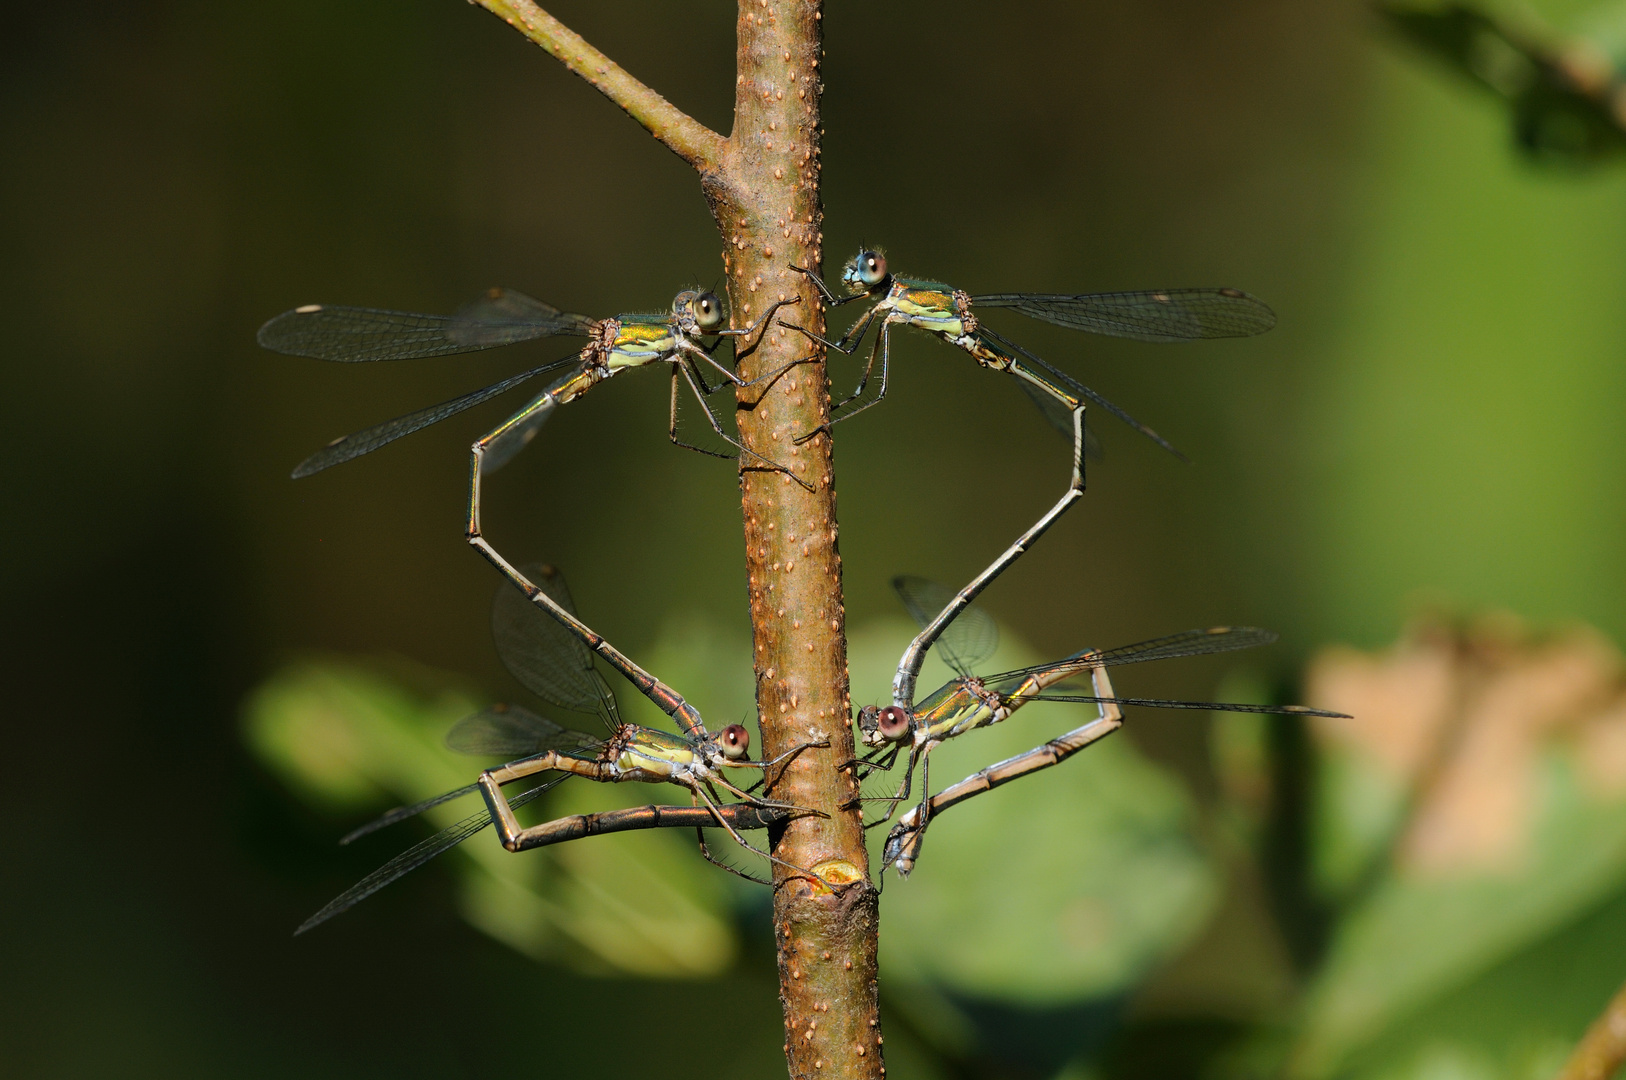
[8,0,1626,1076]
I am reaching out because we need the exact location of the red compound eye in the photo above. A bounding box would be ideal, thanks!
[877,706,911,740]
[719,724,751,760]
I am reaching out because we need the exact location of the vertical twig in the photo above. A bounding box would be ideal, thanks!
[712,9,883,1080]
[468,4,879,1078]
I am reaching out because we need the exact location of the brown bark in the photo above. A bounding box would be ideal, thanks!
[1558,977,1626,1080]
[469,4,880,1078]
[714,11,883,1080]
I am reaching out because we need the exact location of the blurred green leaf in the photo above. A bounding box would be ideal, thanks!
[848,619,1219,1006]
[1292,751,1626,1075]
[1288,625,1626,1076]
[1325,872,1626,1080]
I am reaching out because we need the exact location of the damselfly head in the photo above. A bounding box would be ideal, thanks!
[842,250,888,292]
[856,703,911,746]
[672,289,728,333]
[717,723,751,760]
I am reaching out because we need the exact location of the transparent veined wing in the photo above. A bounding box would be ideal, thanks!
[978,325,1184,460]
[447,288,599,347]
[1028,692,1347,718]
[892,576,998,680]
[481,389,559,473]
[1003,362,1103,459]
[444,703,600,757]
[491,566,620,728]
[298,774,566,934]
[338,783,482,846]
[259,288,597,362]
[335,706,599,847]
[290,355,580,478]
[971,288,1275,343]
[979,626,1279,695]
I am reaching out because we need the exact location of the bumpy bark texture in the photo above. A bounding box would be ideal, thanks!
[710,8,882,1080]
[471,3,881,1078]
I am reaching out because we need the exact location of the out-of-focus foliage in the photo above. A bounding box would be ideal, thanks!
[1381,1,1626,164]
[1198,617,1626,1080]
[248,608,1626,1079]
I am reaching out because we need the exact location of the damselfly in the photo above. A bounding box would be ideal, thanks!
[299,786,794,933]
[296,567,828,932]
[784,249,1274,454]
[260,287,800,481]
[261,288,810,647]
[879,665,1123,879]
[853,578,1347,844]
[783,251,1274,696]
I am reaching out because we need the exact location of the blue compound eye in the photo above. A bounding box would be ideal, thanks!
[855,251,887,287]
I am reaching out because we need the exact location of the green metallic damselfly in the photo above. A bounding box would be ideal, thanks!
[259,286,802,483]
[785,249,1274,454]
[259,286,810,625]
[295,566,830,933]
[260,288,815,745]
[782,251,1274,700]
[851,578,1348,870]
[879,665,1122,880]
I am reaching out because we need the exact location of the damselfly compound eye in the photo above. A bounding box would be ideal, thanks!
[719,723,751,760]
[876,705,910,740]
[693,291,725,331]
[856,250,887,287]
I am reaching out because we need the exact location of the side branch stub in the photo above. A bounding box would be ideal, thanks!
[472,0,726,169]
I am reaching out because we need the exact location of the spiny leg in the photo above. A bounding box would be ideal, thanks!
[837,745,901,811]
[794,319,893,446]
[731,735,831,771]
[917,744,935,830]
[718,735,830,801]
[695,826,773,885]
[686,790,774,885]
[787,264,873,312]
[691,342,816,396]
[712,295,801,358]
[779,299,880,358]
[668,362,814,492]
[837,743,900,779]
[689,783,841,890]
[688,297,804,390]
[706,769,823,817]
[860,743,923,831]
[685,352,725,395]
